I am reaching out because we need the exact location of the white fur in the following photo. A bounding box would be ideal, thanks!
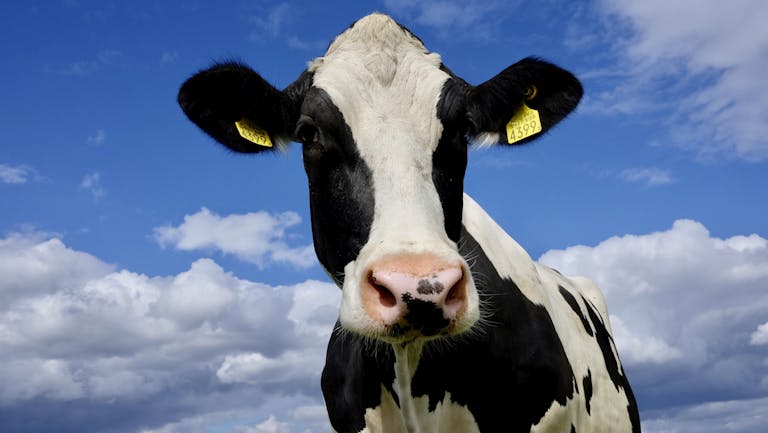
[355,343,481,433]
[470,132,502,148]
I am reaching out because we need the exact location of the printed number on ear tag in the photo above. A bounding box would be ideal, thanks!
[505,104,542,144]
[235,118,273,148]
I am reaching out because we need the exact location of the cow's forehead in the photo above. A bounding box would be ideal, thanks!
[303,14,459,273]
[307,13,451,155]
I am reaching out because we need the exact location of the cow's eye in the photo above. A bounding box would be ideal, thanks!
[295,117,321,148]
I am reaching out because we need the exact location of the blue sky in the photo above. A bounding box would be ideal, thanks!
[1,0,767,432]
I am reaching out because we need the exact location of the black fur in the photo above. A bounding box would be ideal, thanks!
[582,295,641,433]
[583,369,593,415]
[177,62,311,153]
[559,285,594,336]
[433,76,472,242]
[299,88,375,282]
[321,327,396,432]
[467,57,583,144]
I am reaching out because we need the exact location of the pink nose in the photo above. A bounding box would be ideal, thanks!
[362,254,468,337]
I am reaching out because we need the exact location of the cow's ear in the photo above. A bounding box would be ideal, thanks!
[466,57,582,146]
[178,62,311,153]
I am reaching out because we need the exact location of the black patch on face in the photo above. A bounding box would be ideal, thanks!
[401,294,450,337]
[559,285,594,336]
[571,425,577,433]
[299,87,375,283]
[432,77,471,243]
[582,295,641,432]
[321,323,396,433]
[583,369,593,415]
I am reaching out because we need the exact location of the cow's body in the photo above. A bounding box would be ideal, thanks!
[323,195,638,432]
[178,13,639,433]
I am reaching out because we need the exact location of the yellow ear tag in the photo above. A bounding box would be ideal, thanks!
[235,118,273,148]
[505,103,542,144]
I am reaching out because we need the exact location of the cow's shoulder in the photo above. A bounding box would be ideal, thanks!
[461,194,545,305]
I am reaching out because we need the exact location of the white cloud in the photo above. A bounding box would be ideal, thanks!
[236,416,291,433]
[540,219,768,410]
[610,315,682,364]
[154,208,316,269]
[48,49,122,76]
[160,50,179,64]
[619,167,675,187]
[0,163,37,184]
[0,232,114,303]
[0,231,339,432]
[87,129,107,145]
[642,397,768,433]
[587,0,768,161]
[247,4,324,53]
[383,0,512,40]
[0,359,83,403]
[751,322,768,346]
[141,404,328,433]
[249,4,293,39]
[286,36,327,52]
[217,350,320,386]
[80,171,105,198]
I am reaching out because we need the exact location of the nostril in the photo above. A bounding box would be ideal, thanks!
[443,270,467,313]
[369,272,397,307]
[445,280,464,304]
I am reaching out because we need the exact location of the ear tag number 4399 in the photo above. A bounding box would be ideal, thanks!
[235,118,273,148]
[506,104,542,144]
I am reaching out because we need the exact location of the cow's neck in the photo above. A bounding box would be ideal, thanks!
[389,341,430,432]
[461,193,545,305]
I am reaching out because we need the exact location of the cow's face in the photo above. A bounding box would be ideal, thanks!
[178,14,582,342]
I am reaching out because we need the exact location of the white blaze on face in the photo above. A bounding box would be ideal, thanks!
[309,14,475,335]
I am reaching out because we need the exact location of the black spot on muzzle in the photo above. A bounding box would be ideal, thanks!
[400,293,450,337]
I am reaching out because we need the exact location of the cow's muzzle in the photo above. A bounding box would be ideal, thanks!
[361,254,469,338]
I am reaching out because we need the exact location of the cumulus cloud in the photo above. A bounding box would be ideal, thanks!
[642,397,768,433]
[236,415,291,433]
[751,322,768,346]
[586,0,768,161]
[0,359,83,403]
[0,163,37,184]
[540,219,768,416]
[0,231,339,433]
[154,208,316,269]
[0,232,114,303]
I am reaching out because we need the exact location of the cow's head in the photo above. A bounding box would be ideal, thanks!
[178,14,581,342]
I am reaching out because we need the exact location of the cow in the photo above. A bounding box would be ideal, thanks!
[177,13,640,433]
